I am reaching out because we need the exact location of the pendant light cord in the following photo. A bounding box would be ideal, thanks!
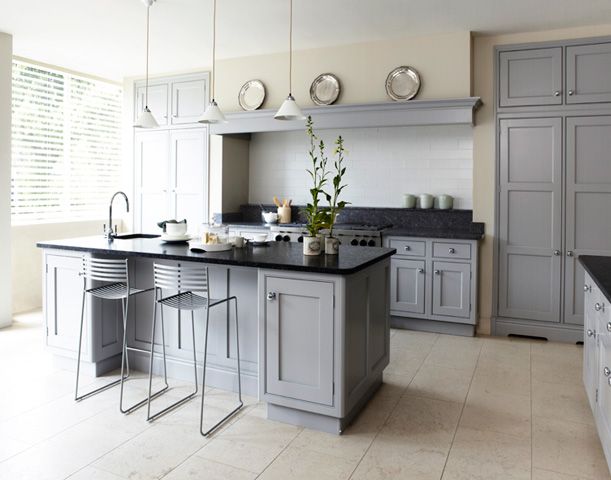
[211,0,216,101]
[145,4,150,108]
[289,0,293,95]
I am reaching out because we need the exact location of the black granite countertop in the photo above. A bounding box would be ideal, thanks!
[37,236,396,275]
[579,256,611,303]
[382,224,485,240]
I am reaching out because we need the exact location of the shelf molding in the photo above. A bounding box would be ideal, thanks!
[210,97,482,135]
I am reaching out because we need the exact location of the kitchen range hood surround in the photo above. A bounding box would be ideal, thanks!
[210,97,482,135]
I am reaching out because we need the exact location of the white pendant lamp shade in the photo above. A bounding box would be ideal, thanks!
[274,94,305,121]
[199,100,227,124]
[198,0,226,124]
[275,0,304,121]
[134,0,157,128]
[135,107,159,128]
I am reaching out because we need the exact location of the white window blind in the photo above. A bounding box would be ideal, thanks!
[11,60,123,224]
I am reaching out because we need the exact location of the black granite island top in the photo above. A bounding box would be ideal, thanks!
[37,236,396,275]
[579,255,611,303]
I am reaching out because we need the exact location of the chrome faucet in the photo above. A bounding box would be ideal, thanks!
[105,191,130,239]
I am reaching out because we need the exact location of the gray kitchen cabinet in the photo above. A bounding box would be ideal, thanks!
[566,43,611,104]
[390,258,425,315]
[432,261,471,319]
[170,78,207,125]
[497,117,563,323]
[499,47,562,107]
[583,272,599,411]
[135,83,169,126]
[385,236,478,336]
[564,116,611,325]
[263,275,334,406]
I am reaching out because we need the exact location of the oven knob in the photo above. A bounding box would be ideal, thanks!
[368,240,376,247]
[275,235,283,242]
[283,235,290,242]
[297,236,303,243]
[350,239,358,246]
[359,239,367,246]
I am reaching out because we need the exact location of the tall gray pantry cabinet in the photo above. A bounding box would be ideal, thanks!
[494,38,611,341]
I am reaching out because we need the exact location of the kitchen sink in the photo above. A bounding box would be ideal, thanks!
[112,233,160,240]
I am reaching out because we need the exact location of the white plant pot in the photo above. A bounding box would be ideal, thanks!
[303,236,322,256]
[317,233,326,252]
[325,237,339,255]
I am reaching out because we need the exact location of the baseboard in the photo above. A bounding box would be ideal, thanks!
[494,317,583,343]
[391,316,475,337]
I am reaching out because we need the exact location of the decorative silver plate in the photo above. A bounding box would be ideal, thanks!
[310,73,341,106]
[238,79,266,111]
[385,66,421,101]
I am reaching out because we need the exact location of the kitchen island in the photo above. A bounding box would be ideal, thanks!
[37,236,395,433]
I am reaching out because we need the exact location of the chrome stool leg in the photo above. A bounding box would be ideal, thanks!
[200,296,243,436]
[146,289,199,422]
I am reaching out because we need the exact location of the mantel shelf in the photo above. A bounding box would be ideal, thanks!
[209,97,482,135]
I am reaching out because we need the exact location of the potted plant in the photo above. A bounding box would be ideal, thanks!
[303,116,330,255]
[324,135,349,255]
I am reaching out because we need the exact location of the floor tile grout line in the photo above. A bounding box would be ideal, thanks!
[251,426,304,479]
[439,339,484,480]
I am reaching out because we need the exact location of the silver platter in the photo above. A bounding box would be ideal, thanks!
[238,79,266,111]
[385,66,421,101]
[309,73,341,106]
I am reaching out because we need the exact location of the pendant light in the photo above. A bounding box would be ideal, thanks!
[134,0,159,128]
[198,0,227,124]
[274,0,305,121]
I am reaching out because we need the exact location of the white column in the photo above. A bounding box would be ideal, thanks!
[0,32,12,328]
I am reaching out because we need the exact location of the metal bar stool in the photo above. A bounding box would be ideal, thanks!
[147,263,243,436]
[75,257,168,414]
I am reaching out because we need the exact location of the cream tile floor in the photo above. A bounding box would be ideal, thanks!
[1,311,609,480]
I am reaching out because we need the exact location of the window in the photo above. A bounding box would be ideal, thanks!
[11,59,123,224]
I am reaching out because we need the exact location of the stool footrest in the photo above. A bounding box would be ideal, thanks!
[201,401,244,437]
[75,377,123,402]
[147,390,199,422]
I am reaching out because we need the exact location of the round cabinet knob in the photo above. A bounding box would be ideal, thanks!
[604,366,610,377]
[267,292,276,301]
[566,251,574,257]
[434,269,441,275]
[607,322,611,332]
[584,284,591,292]
[417,268,424,274]
[553,250,561,256]
[404,245,411,251]
[608,377,611,387]
[554,90,561,96]
[448,247,455,254]
[568,90,575,96]
[587,329,595,337]
[595,303,603,312]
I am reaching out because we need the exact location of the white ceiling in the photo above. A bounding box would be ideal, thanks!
[2,0,611,81]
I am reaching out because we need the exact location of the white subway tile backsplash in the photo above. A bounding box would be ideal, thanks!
[248,125,473,208]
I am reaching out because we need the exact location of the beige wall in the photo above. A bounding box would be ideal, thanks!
[0,33,12,327]
[472,24,611,334]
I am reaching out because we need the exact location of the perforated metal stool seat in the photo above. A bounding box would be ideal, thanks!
[146,263,243,436]
[87,283,147,300]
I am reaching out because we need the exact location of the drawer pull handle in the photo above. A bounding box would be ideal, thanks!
[404,246,411,251]
[595,303,604,312]
[587,329,595,337]
[448,247,455,254]
[417,268,424,274]
[267,292,276,301]
[604,367,610,377]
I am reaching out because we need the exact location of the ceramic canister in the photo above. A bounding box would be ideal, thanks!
[419,194,434,209]
[403,194,416,208]
[437,194,454,210]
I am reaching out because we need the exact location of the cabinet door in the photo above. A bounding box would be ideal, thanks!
[390,258,425,315]
[566,43,611,104]
[45,254,86,354]
[171,79,207,125]
[498,118,563,322]
[499,48,562,107]
[597,335,611,444]
[134,130,169,232]
[584,274,599,411]
[564,116,611,325]
[135,83,169,126]
[169,128,208,229]
[264,276,334,406]
[431,261,471,319]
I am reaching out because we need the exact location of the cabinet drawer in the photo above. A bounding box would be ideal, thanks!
[432,241,471,260]
[388,239,426,257]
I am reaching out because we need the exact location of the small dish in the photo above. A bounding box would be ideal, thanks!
[238,79,266,111]
[385,66,421,101]
[253,233,268,242]
[310,73,341,106]
[190,242,233,252]
[160,233,192,243]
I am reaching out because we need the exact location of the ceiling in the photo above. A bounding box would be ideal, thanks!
[2,0,611,81]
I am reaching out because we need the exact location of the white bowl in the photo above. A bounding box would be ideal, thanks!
[253,233,268,242]
[165,222,187,236]
[262,212,279,224]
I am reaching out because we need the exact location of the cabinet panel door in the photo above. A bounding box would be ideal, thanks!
[566,43,611,104]
[135,83,168,126]
[584,274,599,411]
[499,48,562,107]
[498,118,563,322]
[170,128,208,229]
[597,335,611,444]
[390,258,425,315]
[565,116,611,325]
[171,79,207,125]
[432,261,471,319]
[134,130,169,232]
[264,276,334,406]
